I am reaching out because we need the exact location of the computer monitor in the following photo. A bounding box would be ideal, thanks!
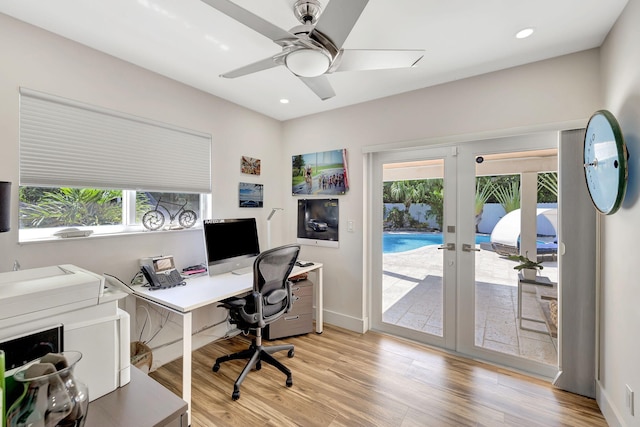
[203,218,260,275]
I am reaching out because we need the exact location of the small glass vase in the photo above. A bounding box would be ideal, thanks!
[7,351,88,427]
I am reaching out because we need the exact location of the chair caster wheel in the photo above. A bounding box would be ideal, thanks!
[212,364,220,372]
[255,361,262,370]
[232,391,240,400]
[286,377,293,387]
[288,349,295,358]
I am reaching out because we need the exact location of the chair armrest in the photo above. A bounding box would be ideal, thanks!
[217,297,247,309]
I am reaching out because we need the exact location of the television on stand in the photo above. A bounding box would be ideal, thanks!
[202,218,260,275]
[296,199,339,248]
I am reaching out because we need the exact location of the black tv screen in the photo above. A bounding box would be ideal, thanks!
[296,199,339,248]
[203,218,260,274]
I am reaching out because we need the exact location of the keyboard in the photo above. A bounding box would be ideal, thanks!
[231,266,252,275]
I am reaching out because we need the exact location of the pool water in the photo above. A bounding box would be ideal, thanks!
[383,232,490,253]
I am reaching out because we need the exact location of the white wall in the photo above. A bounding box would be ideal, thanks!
[0,14,285,367]
[597,0,640,425]
[282,50,601,332]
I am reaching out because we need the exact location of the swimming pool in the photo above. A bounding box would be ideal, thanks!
[383,232,491,253]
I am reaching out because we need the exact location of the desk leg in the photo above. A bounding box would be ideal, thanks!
[316,266,323,334]
[183,311,192,426]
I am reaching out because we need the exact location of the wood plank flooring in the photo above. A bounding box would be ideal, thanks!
[149,325,607,427]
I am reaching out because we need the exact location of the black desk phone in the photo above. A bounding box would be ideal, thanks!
[141,265,185,290]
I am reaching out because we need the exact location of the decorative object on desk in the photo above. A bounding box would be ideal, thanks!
[7,351,88,427]
[508,252,543,280]
[292,149,349,195]
[240,156,260,175]
[142,196,197,230]
[0,181,11,233]
[583,109,628,215]
[239,183,263,208]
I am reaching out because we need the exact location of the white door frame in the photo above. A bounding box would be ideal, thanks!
[370,145,457,350]
[367,131,560,378]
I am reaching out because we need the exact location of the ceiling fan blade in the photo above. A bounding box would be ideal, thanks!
[221,56,280,78]
[201,0,294,43]
[334,49,425,72]
[298,75,336,100]
[312,0,368,50]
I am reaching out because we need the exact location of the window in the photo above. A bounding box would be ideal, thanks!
[18,88,211,241]
[19,187,206,240]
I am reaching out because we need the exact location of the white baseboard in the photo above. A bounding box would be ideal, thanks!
[596,379,624,427]
[322,309,367,333]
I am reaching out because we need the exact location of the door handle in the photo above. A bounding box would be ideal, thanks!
[438,243,455,251]
[462,243,480,252]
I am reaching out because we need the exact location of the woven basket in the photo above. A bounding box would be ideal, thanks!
[549,300,558,329]
[130,341,153,373]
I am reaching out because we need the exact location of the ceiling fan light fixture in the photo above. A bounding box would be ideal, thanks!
[285,49,331,77]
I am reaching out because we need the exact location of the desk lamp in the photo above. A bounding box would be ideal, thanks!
[0,181,10,232]
[266,208,283,249]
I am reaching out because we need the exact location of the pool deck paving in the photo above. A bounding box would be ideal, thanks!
[382,244,558,366]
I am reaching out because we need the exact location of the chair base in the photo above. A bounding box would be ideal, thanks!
[213,339,295,400]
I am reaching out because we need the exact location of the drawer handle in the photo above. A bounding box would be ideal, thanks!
[284,315,299,321]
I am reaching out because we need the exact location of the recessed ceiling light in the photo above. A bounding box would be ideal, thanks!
[280,99,290,104]
[516,28,535,39]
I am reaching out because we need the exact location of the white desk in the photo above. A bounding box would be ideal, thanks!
[129,262,323,426]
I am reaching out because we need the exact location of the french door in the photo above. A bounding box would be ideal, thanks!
[370,133,559,377]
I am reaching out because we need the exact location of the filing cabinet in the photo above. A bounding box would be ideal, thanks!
[265,279,313,340]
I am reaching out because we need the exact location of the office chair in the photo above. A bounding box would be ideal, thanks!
[213,244,301,400]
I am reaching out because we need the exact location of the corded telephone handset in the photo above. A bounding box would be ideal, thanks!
[141,265,185,290]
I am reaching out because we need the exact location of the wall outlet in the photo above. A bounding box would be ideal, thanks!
[347,220,354,232]
[626,384,634,416]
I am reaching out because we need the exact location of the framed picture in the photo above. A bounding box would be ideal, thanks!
[239,182,263,208]
[241,156,261,175]
[292,149,349,195]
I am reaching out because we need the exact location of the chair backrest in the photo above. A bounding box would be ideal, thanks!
[253,244,300,326]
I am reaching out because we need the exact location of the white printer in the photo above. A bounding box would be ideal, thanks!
[0,264,131,401]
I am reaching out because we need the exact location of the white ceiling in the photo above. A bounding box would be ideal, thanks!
[0,0,628,121]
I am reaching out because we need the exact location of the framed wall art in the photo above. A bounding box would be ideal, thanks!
[292,148,348,195]
[239,182,263,208]
[241,156,261,175]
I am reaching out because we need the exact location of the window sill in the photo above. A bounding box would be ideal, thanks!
[19,225,202,245]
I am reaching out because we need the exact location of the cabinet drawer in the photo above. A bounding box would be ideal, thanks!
[290,280,313,297]
[289,294,312,316]
[266,313,313,339]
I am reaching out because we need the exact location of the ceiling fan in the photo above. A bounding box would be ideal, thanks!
[200,0,424,100]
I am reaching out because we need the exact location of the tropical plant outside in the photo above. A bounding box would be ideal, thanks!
[20,187,154,228]
[383,172,558,231]
[493,180,521,214]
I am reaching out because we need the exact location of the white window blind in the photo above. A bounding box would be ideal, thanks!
[19,88,211,193]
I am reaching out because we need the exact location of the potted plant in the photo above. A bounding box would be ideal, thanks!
[508,252,543,280]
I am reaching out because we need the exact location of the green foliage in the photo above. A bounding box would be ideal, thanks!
[386,207,406,229]
[537,172,558,202]
[384,179,444,230]
[493,180,521,213]
[20,187,123,228]
[475,180,493,215]
[508,252,544,271]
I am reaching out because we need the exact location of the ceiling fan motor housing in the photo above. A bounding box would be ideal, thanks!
[294,0,322,24]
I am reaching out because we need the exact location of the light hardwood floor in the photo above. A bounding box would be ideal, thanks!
[149,325,607,427]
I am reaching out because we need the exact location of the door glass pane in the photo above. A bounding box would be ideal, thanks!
[381,160,444,337]
[473,151,558,365]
